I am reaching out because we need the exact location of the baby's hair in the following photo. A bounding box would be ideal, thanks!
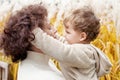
[0,4,47,62]
[64,7,100,42]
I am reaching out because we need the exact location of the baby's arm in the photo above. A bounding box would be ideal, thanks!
[31,27,92,68]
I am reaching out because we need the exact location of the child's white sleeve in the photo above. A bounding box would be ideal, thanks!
[31,28,93,68]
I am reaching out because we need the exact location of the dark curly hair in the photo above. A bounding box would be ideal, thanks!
[0,4,47,62]
[64,7,100,42]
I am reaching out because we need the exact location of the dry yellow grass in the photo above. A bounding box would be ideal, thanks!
[92,22,120,80]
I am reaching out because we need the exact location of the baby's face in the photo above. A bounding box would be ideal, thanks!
[64,22,84,44]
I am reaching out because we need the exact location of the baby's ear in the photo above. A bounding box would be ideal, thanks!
[79,32,87,41]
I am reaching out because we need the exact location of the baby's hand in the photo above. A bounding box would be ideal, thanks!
[50,26,57,38]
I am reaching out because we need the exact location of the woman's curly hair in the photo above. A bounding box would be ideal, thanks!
[0,4,47,62]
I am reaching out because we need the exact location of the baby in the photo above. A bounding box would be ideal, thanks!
[32,7,112,80]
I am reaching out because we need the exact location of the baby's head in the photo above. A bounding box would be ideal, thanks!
[63,7,100,44]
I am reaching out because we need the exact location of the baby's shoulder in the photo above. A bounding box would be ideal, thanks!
[72,44,95,57]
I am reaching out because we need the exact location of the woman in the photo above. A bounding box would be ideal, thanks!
[0,4,65,80]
